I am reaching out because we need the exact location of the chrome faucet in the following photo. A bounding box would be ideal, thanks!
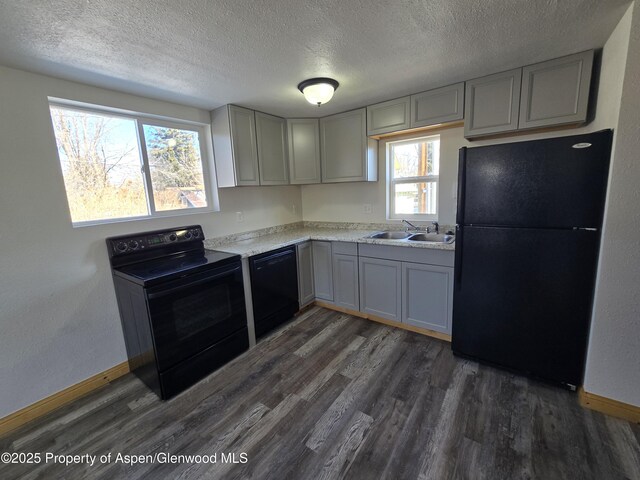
[402,219,423,232]
[428,221,439,234]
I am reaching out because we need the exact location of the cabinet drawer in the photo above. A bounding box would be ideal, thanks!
[358,244,454,267]
[332,241,358,256]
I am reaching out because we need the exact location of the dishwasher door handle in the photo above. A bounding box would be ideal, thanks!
[253,249,295,270]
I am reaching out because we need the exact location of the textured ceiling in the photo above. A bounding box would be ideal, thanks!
[0,0,630,117]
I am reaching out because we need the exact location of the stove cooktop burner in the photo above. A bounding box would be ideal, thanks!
[113,249,239,286]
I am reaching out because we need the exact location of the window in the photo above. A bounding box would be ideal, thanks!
[387,135,440,220]
[49,102,215,226]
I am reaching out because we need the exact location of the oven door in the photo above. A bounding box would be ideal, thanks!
[145,262,246,372]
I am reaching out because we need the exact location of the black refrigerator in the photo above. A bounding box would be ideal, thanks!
[452,130,612,389]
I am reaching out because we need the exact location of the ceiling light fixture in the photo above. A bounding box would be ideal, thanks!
[297,77,339,106]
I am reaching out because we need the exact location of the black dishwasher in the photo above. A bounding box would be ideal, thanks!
[249,246,299,339]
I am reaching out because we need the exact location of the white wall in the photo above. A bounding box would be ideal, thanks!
[584,1,640,406]
[0,66,302,418]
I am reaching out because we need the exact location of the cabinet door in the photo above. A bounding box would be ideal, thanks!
[410,82,464,128]
[464,69,522,138]
[402,262,453,334]
[312,241,333,301]
[255,111,289,185]
[359,257,401,322]
[297,242,315,307]
[366,97,411,135]
[228,105,260,185]
[321,108,377,183]
[287,119,321,184]
[333,254,359,311]
[519,50,593,130]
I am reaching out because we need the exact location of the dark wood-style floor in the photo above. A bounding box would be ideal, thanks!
[2,307,639,479]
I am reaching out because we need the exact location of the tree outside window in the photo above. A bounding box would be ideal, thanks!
[49,104,211,225]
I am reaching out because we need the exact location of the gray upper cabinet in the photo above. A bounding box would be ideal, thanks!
[464,68,522,138]
[312,241,333,302]
[297,241,315,308]
[519,50,593,130]
[366,97,411,136]
[211,105,260,187]
[410,82,465,128]
[320,108,378,183]
[255,111,289,185]
[401,262,453,335]
[287,118,321,184]
[359,256,402,322]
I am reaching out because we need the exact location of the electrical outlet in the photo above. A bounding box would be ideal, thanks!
[363,203,372,214]
[236,211,244,222]
[292,204,297,215]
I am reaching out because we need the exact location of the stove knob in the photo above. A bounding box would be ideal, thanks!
[116,241,128,253]
[192,229,200,238]
[128,240,139,250]
[185,231,193,240]
[169,234,177,242]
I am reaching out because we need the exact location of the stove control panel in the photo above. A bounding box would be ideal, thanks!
[107,226,204,256]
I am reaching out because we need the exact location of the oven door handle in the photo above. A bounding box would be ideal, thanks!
[147,265,240,300]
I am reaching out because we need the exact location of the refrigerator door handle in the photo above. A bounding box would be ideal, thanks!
[454,224,463,291]
[456,148,467,225]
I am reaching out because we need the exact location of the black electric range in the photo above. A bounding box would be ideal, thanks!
[107,225,249,399]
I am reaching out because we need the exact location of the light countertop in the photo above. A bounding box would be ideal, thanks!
[204,227,455,258]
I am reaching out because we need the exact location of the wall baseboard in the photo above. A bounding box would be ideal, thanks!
[579,387,640,424]
[314,301,452,343]
[0,361,130,438]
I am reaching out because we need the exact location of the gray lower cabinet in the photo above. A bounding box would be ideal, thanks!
[333,253,359,311]
[312,241,333,301]
[320,108,378,183]
[410,82,465,128]
[519,50,593,130]
[211,105,260,187]
[401,262,453,334]
[287,118,321,184]
[366,97,411,136]
[358,257,402,322]
[464,68,522,138]
[296,242,315,307]
[255,111,289,185]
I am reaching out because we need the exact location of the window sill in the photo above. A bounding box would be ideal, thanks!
[71,206,218,228]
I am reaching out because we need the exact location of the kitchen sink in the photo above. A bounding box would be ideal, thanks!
[368,231,412,240]
[366,231,455,244]
[407,233,455,244]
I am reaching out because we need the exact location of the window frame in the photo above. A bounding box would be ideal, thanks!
[48,99,218,227]
[386,134,440,222]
